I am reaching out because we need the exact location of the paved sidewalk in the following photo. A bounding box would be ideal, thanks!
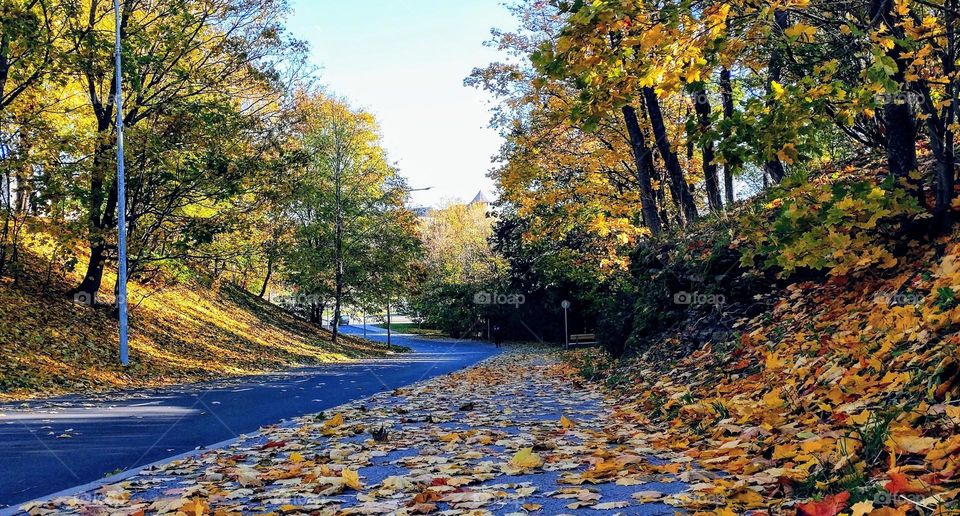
[17,351,693,515]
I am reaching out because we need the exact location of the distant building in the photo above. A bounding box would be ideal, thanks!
[414,191,494,222]
[469,190,491,206]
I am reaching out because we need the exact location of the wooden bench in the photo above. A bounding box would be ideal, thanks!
[567,333,598,348]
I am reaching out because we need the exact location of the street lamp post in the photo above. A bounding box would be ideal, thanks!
[114,0,129,366]
[561,300,570,349]
[386,296,392,347]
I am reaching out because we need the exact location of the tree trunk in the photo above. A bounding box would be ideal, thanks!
[885,100,921,190]
[932,0,956,229]
[70,125,119,304]
[71,2,129,303]
[764,10,789,183]
[73,242,107,305]
[937,0,957,227]
[258,254,273,298]
[14,144,31,214]
[869,0,924,202]
[0,170,11,276]
[332,151,344,344]
[621,105,662,235]
[641,87,698,223]
[692,87,722,213]
[934,150,954,227]
[720,67,736,204]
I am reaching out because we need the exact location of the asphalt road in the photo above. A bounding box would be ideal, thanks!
[0,325,499,509]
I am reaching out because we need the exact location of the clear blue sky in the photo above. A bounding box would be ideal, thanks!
[285,1,515,207]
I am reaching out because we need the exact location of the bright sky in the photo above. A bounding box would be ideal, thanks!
[285,1,515,208]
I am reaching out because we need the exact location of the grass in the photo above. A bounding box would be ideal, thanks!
[0,228,404,400]
[382,322,445,337]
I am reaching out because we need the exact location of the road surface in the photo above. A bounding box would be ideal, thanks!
[0,325,498,509]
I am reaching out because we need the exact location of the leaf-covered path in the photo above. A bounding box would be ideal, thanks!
[18,351,694,515]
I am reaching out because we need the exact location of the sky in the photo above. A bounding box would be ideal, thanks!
[285,0,516,208]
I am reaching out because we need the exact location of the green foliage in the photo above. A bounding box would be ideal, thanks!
[410,282,491,338]
[738,174,923,277]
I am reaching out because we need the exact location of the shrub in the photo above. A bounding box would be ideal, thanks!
[737,172,923,277]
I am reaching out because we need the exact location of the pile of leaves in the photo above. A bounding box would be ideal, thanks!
[570,235,960,513]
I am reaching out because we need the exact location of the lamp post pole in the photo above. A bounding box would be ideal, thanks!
[561,300,570,349]
[114,0,129,366]
[386,296,392,347]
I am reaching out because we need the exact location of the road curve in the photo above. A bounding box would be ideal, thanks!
[0,324,499,509]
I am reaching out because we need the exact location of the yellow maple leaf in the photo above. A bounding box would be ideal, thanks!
[944,404,960,424]
[323,413,344,428]
[510,448,543,469]
[765,353,785,370]
[850,500,874,516]
[848,410,872,426]
[784,23,817,42]
[770,81,786,100]
[763,388,785,409]
[342,468,362,490]
[439,432,461,442]
[730,487,765,507]
[560,415,576,429]
[181,496,209,516]
[288,451,304,463]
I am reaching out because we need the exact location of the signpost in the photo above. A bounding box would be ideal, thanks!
[561,300,570,349]
[114,0,129,366]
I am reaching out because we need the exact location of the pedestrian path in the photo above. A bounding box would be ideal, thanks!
[17,351,693,515]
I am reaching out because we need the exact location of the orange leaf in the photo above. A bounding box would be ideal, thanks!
[797,491,850,516]
[884,471,928,495]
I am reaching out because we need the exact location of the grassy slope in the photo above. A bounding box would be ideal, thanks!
[0,230,401,400]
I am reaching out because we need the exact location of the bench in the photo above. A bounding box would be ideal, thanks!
[567,333,598,348]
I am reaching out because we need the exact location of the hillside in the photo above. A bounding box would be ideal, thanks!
[565,166,960,511]
[0,228,401,401]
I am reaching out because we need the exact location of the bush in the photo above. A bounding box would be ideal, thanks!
[737,172,923,277]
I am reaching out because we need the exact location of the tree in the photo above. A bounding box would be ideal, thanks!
[67,0,299,303]
[284,93,400,343]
